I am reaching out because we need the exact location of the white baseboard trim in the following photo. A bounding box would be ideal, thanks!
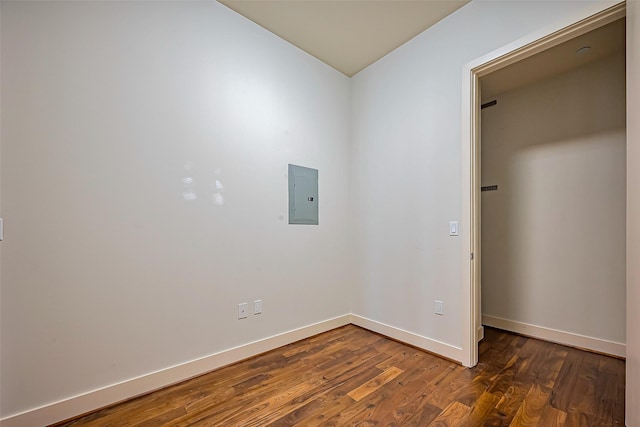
[0,315,351,427]
[349,314,463,363]
[482,315,626,358]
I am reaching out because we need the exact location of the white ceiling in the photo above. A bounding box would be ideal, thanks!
[218,0,469,77]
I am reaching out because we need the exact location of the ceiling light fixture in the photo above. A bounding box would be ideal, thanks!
[576,46,592,55]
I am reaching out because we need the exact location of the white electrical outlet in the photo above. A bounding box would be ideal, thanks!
[254,300,262,315]
[238,303,248,319]
[434,300,444,315]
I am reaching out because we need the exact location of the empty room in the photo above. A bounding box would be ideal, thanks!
[1,1,638,426]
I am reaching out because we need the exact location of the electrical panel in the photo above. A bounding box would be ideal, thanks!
[288,164,318,225]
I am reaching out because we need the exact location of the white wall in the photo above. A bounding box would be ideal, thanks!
[3,0,637,424]
[626,1,640,425]
[349,1,621,352]
[0,1,352,419]
[481,53,626,347]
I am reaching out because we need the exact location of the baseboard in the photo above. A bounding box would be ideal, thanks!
[349,314,463,363]
[482,315,626,358]
[10,314,619,427]
[0,315,351,427]
[4,314,469,426]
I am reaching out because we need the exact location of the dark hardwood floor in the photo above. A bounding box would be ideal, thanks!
[56,325,625,426]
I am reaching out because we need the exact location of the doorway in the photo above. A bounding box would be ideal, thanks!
[460,2,626,368]
[479,18,626,357]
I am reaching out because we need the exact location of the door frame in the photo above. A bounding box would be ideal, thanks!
[459,1,626,368]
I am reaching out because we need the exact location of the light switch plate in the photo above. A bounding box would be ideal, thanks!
[449,221,459,236]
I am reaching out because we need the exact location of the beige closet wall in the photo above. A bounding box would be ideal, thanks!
[481,52,626,347]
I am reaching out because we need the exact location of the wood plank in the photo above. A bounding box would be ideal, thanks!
[510,383,551,427]
[427,401,472,427]
[347,366,403,401]
[289,353,400,425]
[564,411,592,427]
[212,375,329,426]
[480,406,514,426]
[551,348,601,420]
[266,394,330,426]
[363,353,456,424]
[595,356,626,424]
[495,385,528,417]
[467,390,501,424]
[174,333,394,424]
[424,365,473,409]
[401,402,444,427]
[513,339,567,389]
[537,405,568,427]
[312,362,421,426]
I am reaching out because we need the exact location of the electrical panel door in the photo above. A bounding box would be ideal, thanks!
[288,164,318,225]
